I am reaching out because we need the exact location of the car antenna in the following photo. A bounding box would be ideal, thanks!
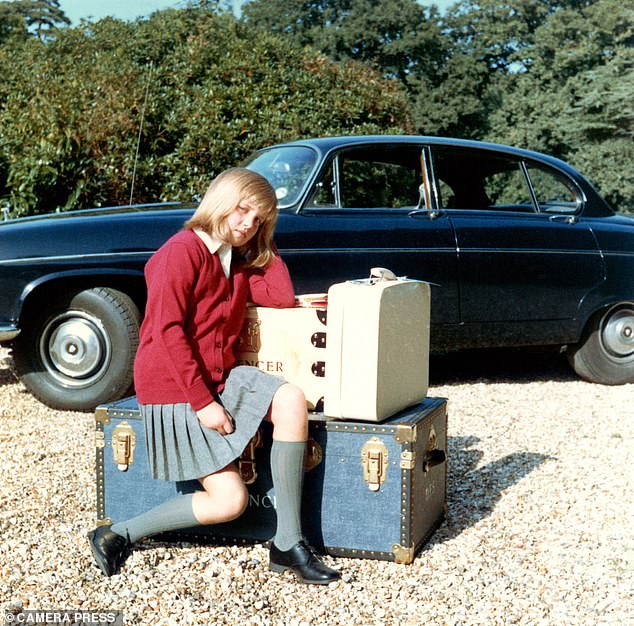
[129,61,153,207]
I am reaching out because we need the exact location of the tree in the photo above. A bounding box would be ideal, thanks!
[243,0,449,92]
[0,0,69,40]
[0,1,27,44]
[0,6,412,216]
[487,0,633,211]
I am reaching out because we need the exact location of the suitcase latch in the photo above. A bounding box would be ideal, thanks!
[239,429,263,485]
[361,438,388,492]
[112,422,136,471]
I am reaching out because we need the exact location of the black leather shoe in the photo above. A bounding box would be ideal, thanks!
[87,524,130,577]
[269,540,340,585]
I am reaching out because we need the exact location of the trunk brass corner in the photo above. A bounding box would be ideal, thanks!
[395,424,416,444]
[392,544,415,564]
[95,407,110,425]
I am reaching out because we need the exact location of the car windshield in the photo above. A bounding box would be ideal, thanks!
[243,146,318,208]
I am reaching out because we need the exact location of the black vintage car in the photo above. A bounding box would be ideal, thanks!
[1,136,633,410]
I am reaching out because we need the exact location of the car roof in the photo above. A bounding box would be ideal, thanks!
[262,134,577,174]
[255,134,616,216]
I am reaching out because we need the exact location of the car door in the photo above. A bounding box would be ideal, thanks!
[275,143,460,326]
[429,145,605,331]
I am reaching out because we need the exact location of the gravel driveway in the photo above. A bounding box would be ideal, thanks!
[1,346,632,625]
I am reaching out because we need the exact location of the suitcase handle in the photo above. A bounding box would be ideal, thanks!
[370,267,398,281]
[423,449,446,472]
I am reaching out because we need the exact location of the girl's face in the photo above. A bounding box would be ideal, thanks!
[225,197,263,247]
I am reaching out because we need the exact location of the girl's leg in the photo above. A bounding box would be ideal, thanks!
[265,383,340,584]
[110,463,247,541]
[265,382,308,550]
[89,464,247,576]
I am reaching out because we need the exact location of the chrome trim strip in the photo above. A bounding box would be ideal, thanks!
[279,248,456,254]
[1,247,629,264]
[0,328,20,341]
[601,250,634,258]
[455,248,603,256]
[0,251,152,266]
[282,247,603,256]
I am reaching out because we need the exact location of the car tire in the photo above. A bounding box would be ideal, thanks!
[13,287,141,411]
[567,303,634,385]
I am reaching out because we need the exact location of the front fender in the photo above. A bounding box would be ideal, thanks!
[16,267,147,329]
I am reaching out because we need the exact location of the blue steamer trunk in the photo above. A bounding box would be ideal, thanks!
[95,396,447,563]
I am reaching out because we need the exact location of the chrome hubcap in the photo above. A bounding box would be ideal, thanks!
[41,311,110,386]
[601,305,634,359]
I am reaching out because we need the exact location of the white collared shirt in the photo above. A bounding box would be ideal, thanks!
[193,229,232,278]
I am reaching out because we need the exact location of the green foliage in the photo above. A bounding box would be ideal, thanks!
[0,7,411,216]
[0,0,631,214]
[486,0,634,211]
[0,0,69,40]
[244,0,632,212]
[243,0,449,92]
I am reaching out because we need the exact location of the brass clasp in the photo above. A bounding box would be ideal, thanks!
[239,429,263,485]
[112,422,136,471]
[305,438,323,471]
[361,438,388,492]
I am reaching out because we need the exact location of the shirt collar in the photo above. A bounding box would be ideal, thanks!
[193,228,232,278]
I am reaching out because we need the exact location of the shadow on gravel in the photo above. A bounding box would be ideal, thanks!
[429,347,576,386]
[0,351,18,387]
[429,435,552,544]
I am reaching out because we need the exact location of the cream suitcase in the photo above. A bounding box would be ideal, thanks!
[235,296,328,411]
[324,274,430,421]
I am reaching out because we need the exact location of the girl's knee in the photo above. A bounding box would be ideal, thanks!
[274,383,307,415]
[226,484,249,520]
[196,472,249,524]
[269,384,308,440]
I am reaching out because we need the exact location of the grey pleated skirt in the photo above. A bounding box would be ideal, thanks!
[141,366,285,481]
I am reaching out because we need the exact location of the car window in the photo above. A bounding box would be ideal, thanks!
[243,146,318,208]
[526,164,581,214]
[309,161,337,207]
[340,157,420,208]
[308,147,423,209]
[432,147,535,213]
[483,167,532,209]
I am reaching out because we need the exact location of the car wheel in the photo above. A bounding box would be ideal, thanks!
[14,287,141,410]
[567,303,634,385]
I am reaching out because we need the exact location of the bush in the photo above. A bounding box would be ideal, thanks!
[0,8,412,216]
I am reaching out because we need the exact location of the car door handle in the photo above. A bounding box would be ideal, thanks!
[549,214,578,225]
[408,209,443,220]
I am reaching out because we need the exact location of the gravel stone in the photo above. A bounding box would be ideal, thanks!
[1,346,633,625]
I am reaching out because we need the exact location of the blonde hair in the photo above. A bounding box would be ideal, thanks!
[185,168,278,268]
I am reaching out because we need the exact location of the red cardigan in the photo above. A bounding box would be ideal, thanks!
[133,229,295,410]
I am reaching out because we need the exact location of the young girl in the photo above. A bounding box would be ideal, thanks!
[88,168,340,585]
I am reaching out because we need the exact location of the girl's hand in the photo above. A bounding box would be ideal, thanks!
[196,402,235,435]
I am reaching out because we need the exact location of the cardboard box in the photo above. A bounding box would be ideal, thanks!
[235,296,327,411]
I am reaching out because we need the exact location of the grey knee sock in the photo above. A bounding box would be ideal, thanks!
[270,440,306,551]
[111,493,198,544]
